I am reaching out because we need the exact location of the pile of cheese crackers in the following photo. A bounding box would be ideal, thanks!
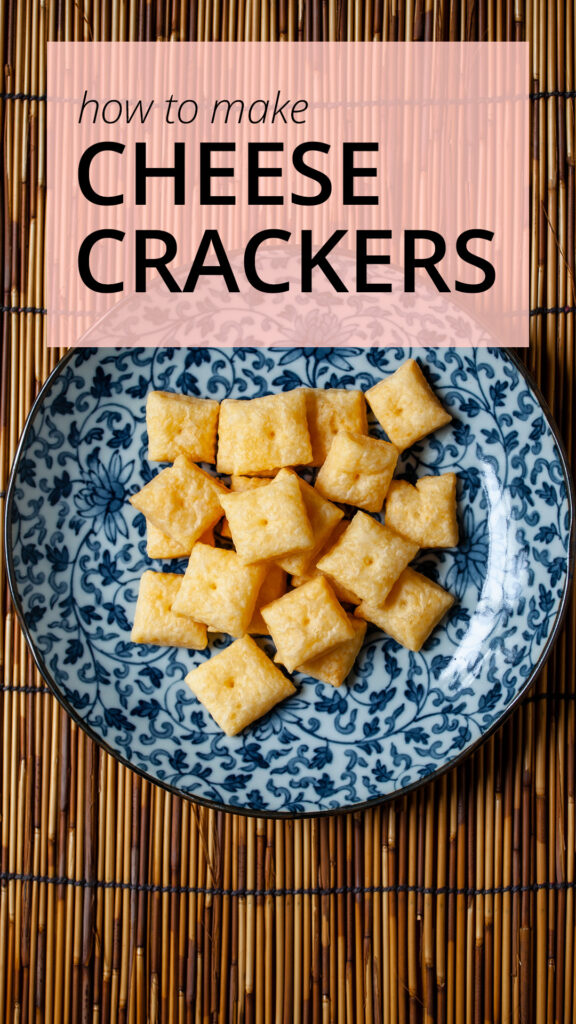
[129,359,458,736]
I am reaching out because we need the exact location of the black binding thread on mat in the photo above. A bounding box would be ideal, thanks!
[2,90,576,103]
[0,872,575,896]
[530,90,576,99]
[531,306,576,315]
[2,306,47,314]
[0,92,47,100]
[3,306,576,317]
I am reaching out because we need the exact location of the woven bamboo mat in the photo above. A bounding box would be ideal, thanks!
[1,1,575,1021]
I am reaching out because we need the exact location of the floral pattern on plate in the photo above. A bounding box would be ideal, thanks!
[6,345,573,815]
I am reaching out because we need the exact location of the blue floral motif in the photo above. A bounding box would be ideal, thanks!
[6,342,573,815]
[74,450,134,543]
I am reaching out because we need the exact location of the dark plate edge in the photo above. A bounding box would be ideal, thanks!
[4,346,575,820]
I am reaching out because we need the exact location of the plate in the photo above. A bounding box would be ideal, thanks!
[5,344,574,816]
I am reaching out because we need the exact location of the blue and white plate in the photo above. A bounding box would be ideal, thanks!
[5,343,574,816]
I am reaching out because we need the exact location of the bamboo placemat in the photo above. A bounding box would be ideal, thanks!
[1,1,575,1021]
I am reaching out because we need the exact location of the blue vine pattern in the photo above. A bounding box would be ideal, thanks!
[8,343,572,814]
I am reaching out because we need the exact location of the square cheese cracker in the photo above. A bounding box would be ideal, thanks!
[357,568,454,651]
[317,511,419,606]
[131,571,207,649]
[385,473,459,548]
[276,471,343,576]
[303,388,368,465]
[220,474,272,538]
[261,575,355,673]
[365,359,451,451]
[185,635,295,736]
[130,455,227,550]
[146,390,219,463]
[217,390,312,475]
[295,615,367,687]
[220,469,314,564]
[315,430,398,513]
[172,543,266,637]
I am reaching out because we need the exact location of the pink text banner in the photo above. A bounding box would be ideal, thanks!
[47,42,529,347]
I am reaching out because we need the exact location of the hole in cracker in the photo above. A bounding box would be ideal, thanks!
[364,556,373,566]
[260,519,269,527]
[209,582,217,590]
[224,679,235,689]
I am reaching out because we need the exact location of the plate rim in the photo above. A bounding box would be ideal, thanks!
[4,345,575,820]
